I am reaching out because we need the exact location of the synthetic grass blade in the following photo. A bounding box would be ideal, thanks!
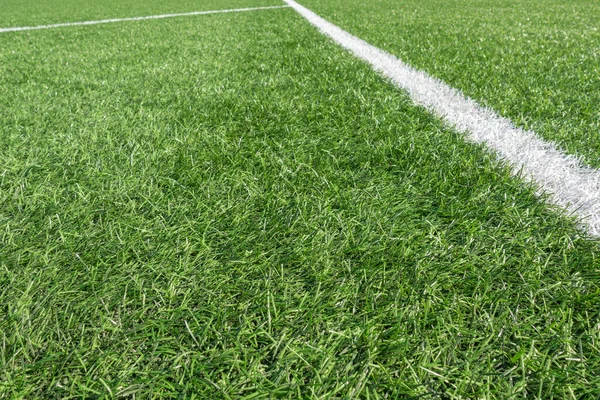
[2,4,600,397]
[284,0,600,237]
[0,5,289,33]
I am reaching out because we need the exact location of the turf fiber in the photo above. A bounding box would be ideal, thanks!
[1,2,600,399]
[0,0,282,27]
[301,0,600,169]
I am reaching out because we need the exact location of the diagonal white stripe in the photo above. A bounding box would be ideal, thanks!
[285,0,600,237]
[0,5,290,33]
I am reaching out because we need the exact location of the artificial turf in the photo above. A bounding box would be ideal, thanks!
[300,0,600,169]
[0,0,281,27]
[1,3,600,399]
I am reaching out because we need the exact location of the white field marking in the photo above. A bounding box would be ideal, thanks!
[0,5,290,33]
[285,0,600,237]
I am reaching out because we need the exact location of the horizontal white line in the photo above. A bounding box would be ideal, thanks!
[0,5,290,33]
[285,0,600,236]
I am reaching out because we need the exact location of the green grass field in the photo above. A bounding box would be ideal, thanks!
[0,0,281,27]
[302,0,600,169]
[1,1,600,398]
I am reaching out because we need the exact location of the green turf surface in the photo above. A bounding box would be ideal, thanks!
[300,0,600,169]
[1,6,600,399]
[0,0,281,27]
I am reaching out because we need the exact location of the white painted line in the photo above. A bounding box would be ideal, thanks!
[0,5,290,33]
[285,0,600,237]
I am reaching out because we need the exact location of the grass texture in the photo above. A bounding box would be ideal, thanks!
[1,6,600,399]
[301,0,600,168]
[0,0,281,27]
